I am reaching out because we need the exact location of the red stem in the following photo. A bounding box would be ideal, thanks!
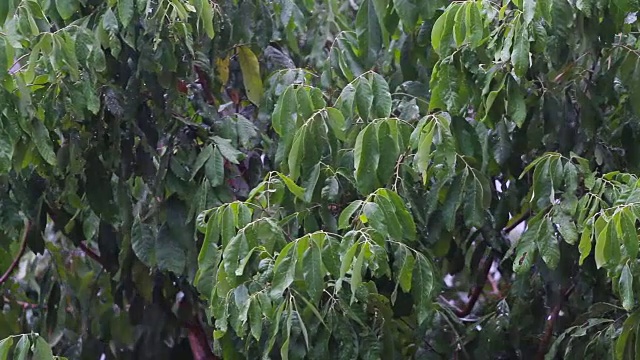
[79,242,105,267]
[0,220,30,286]
[454,255,493,317]
[535,284,576,360]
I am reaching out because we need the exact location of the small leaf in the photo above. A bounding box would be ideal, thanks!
[396,247,415,293]
[350,242,369,304]
[303,243,324,303]
[211,136,243,164]
[277,172,306,201]
[191,144,213,179]
[370,73,392,118]
[355,77,373,121]
[205,147,225,187]
[117,0,134,27]
[13,335,29,360]
[132,220,156,267]
[362,201,388,237]
[537,216,560,269]
[353,124,380,195]
[33,336,54,360]
[270,243,296,297]
[412,254,434,324]
[31,119,57,166]
[0,337,14,360]
[554,212,579,245]
[579,224,593,265]
[619,210,639,260]
[338,201,363,229]
[200,0,215,39]
[465,2,484,47]
[56,0,79,20]
[523,0,536,24]
[620,263,635,311]
[511,22,530,79]
[237,46,264,105]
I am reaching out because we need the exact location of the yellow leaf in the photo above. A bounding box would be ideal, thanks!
[216,55,229,86]
[237,46,263,105]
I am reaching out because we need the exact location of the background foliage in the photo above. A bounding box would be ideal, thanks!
[1,0,640,359]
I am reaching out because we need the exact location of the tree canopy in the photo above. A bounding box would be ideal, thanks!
[1,0,640,359]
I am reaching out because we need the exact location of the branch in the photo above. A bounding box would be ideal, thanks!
[453,255,494,318]
[79,242,107,268]
[185,318,219,360]
[503,209,531,234]
[0,219,30,286]
[534,284,576,360]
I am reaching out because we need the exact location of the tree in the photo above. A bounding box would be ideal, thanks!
[1,0,640,359]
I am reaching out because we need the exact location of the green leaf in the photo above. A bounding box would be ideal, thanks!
[272,86,297,136]
[0,337,14,360]
[412,254,434,324]
[370,73,392,119]
[270,243,296,297]
[200,0,215,39]
[212,136,243,164]
[619,210,638,260]
[465,2,484,47]
[303,242,323,303]
[395,246,415,293]
[537,216,560,269]
[393,0,418,32]
[350,242,369,304]
[507,79,527,127]
[33,336,54,360]
[191,144,213,179]
[102,7,119,32]
[325,107,346,141]
[414,120,435,184]
[355,77,373,121]
[338,201,363,230]
[620,263,634,311]
[554,212,579,245]
[616,309,640,359]
[31,119,57,166]
[237,46,263,105]
[336,241,359,293]
[511,22,530,79]
[132,220,156,267]
[513,218,541,274]
[205,147,225,187]
[453,4,466,47]
[56,0,78,20]
[117,0,134,27]
[376,120,399,185]
[578,224,592,265]
[362,201,388,236]
[249,298,263,341]
[594,222,610,269]
[156,224,186,274]
[13,335,29,360]
[523,0,536,24]
[353,124,380,195]
[278,172,306,201]
[442,169,467,231]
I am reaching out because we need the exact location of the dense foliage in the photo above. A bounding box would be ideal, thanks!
[1,0,640,359]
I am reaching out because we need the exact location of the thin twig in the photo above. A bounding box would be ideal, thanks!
[79,242,105,267]
[0,219,30,285]
[535,284,576,360]
[454,255,494,318]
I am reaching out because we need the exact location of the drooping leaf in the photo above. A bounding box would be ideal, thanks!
[237,46,264,105]
[353,124,380,195]
[619,263,634,311]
